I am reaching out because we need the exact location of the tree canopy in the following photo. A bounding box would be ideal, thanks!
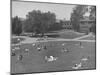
[89,6,96,34]
[70,5,87,31]
[89,6,96,20]
[12,16,22,35]
[23,10,56,35]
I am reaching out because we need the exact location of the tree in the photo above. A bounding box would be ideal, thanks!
[90,24,96,34]
[70,5,87,32]
[12,16,22,35]
[48,22,63,31]
[89,6,96,34]
[89,6,96,20]
[23,10,56,36]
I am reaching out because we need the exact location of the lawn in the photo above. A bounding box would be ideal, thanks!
[11,40,96,74]
[30,30,85,39]
[58,31,85,39]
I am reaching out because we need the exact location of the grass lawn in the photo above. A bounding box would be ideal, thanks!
[30,30,85,39]
[58,32,85,39]
[11,41,96,74]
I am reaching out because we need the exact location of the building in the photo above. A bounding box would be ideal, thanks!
[79,18,95,33]
[62,21,72,29]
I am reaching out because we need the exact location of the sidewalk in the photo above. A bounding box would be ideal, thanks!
[73,33,95,40]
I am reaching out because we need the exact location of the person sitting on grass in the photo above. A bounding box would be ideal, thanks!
[62,43,66,46]
[32,43,36,47]
[25,48,29,53]
[11,52,16,56]
[37,47,41,51]
[45,56,58,62]
[36,44,47,51]
[17,54,23,61]
[14,46,20,50]
[62,48,69,52]
[43,45,47,50]
[72,63,82,69]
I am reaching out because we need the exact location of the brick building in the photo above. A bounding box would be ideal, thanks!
[79,18,95,33]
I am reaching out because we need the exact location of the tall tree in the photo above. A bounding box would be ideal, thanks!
[89,6,96,34]
[23,10,56,36]
[89,6,96,20]
[12,16,22,35]
[70,5,87,32]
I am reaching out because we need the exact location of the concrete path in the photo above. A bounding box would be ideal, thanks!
[19,37,95,44]
[73,33,95,40]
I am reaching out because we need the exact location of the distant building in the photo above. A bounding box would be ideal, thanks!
[79,17,95,33]
[56,19,72,29]
[62,21,72,29]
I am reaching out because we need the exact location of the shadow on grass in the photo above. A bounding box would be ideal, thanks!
[30,34,60,38]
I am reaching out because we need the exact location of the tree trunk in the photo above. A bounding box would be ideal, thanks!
[41,33,44,37]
